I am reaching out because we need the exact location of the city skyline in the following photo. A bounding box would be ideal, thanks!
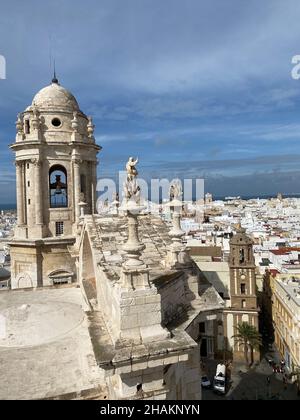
[2,0,300,203]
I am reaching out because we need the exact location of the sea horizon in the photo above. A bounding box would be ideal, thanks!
[1,192,300,211]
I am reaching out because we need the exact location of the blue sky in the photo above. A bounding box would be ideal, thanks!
[1,0,300,203]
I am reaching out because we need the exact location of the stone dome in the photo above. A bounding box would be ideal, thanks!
[32,81,80,112]
[230,228,253,246]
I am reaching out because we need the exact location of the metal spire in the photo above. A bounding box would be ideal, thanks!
[52,60,59,84]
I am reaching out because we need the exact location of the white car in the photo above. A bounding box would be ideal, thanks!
[201,376,211,388]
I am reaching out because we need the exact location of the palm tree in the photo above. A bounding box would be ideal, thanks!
[232,322,262,367]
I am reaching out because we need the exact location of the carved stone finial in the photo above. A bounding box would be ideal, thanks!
[164,182,191,268]
[71,111,79,133]
[16,114,23,134]
[87,116,95,138]
[31,107,40,131]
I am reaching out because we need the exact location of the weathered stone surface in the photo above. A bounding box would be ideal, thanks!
[0,287,107,400]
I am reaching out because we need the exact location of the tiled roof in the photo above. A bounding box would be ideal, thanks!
[270,247,300,255]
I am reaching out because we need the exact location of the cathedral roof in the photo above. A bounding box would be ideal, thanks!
[86,214,172,280]
[32,81,80,112]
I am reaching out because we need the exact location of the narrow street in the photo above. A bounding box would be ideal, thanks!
[201,356,300,400]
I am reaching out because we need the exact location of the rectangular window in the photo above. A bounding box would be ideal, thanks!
[242,299,246,308]
[56,221,64,236]
[199,322,206,334]
[28,199,31,205]
[27,181,30,187]
[53,278,68,285]
[240,283,246,294]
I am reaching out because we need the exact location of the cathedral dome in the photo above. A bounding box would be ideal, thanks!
[32,81,80,112]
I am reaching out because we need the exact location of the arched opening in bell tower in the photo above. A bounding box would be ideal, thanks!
[239,248,245,264]
[49,165,68,208]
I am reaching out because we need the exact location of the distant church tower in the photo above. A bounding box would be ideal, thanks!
[224,225,260,361]
[9,77,101,289]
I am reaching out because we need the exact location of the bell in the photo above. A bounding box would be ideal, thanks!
[54,175,63,195]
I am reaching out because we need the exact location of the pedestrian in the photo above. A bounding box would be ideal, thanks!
[267,376,270,385]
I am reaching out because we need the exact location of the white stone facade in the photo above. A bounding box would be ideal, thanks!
[10,79,100,289]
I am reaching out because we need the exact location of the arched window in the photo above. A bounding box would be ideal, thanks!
[239,248,245,264]
[24,119,30,134]
[49,165,68,208]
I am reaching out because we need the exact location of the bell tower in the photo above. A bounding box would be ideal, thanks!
[224,225,260,361]
[9,77,101,289]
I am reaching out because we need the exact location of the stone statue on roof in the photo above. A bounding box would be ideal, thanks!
[123,157,142,204]
[126,157,139,181]
[169,180,183,201]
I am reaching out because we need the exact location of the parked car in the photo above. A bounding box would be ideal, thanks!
[201,376,211,388]
[213,364,226,394]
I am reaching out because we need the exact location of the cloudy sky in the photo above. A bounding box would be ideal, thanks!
[1,0,300,203]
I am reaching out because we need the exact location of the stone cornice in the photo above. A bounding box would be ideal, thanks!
[69,141,102,151]
[8,237,76,247]
[10,140,101,152]
[10,140,42,150]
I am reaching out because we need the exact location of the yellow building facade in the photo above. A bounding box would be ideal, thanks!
[273,277,300,371]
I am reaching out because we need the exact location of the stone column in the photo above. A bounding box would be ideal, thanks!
[123,211,146,270]
[73,158,81,221]
[15,161,25,225]
[33,159,43,225]
[119,201,150,290]
[91,160,97,214]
